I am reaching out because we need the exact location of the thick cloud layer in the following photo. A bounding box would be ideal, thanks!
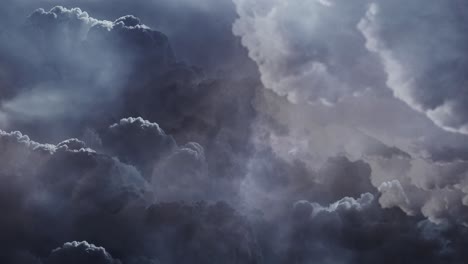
[0,5,256,202]
[0,6,176,136]
[0,124,261,263]
[2,122,467,263]
[1,2,468,264]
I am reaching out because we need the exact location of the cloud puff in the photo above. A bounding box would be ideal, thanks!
[378,180,415,215]
[28,6,110,35]
[370,155,468,224]
[102,117,176,177]
[241,147,377,218]
[233,0,468,227]
[294,192,374,218]
[100,117,239,202]
[46,241,121,264]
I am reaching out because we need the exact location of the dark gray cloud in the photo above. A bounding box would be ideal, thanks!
[0,3,258,208]
[152,142,210,201]
[0,128,146,261]
[100,117,238,202]
[241,147,377,218]
[101,117,176,177]
[0,5,257,196]
[254,194,468,264]
[0,5,176,140]
[144,201,262,264]
[0,0,256,76]
[0,125,261,263]
[1,2,468,264]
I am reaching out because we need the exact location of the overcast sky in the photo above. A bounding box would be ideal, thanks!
[1,1,468,263]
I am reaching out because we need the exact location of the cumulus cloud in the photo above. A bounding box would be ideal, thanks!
[233,0,468,136]
[253,192,468,264]
[0,5,257,194]
[358,1,468,134]
[294,192,375,218]
[0,2,258,208]
[102,117,176,177]
[46,241,121,264]
[28,6,110,35]
[378,180,415,215]
[100,116,240,202]
[232,0,384,105]
[233,0,468,226]
[0,123,261,263]
[0,128,146,261]
[0,6,176,140]
[368,155,468,224]
[0,128,152,212]
[241,146,377,218]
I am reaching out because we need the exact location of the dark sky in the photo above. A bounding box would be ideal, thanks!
[1,1,468,263]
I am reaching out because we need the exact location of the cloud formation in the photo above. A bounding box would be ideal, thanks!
[359,1,468,134]
[1,2,468,263]
[234,0,468,136]
[0,123,260,263]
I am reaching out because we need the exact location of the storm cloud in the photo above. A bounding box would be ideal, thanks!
[1,1,468,264]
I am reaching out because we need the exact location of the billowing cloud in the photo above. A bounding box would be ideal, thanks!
[2,2,468,263]
[0,128,148,261]
[253,193,468,264]
[233,0,468,226]
[233,0,468,135]
[102,117,176,177]
[241,146,377,218]
[0,6,175,140]
[359,1,468,134]
[370,155,468,224]
[232,0,384,105]
[0,123,261,263]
